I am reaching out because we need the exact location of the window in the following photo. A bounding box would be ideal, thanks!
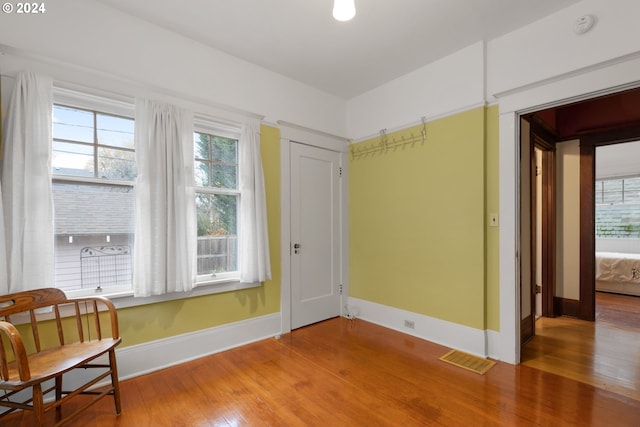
[595,175,640,238]
[52,104,136,294]
[194,129,240,282]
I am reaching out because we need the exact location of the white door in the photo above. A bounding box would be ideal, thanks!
[290,142,342,329]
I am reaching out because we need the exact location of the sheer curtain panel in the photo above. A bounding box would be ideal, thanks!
[1,71,54,294]
[134,99,196,297]
[239,124,271,283]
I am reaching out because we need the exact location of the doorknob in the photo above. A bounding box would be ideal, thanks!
[294,243,301,254]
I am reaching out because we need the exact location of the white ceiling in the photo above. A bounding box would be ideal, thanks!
[95,0,581,99]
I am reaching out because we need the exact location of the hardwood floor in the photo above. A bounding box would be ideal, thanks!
[522,291,640,402]
[3,310,640,426]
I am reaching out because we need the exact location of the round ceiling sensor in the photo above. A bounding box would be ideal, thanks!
[574,15,596,34]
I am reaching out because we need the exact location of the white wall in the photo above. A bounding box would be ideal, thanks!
[346,42,486,140]
[487,0,640,98]
[0,0,347,135]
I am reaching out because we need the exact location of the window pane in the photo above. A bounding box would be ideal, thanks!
[52,141,94,177]
[211,164,237,190]
[624,177,640,203]
[211,136,237,163]
[98,147,136,181]
[53,183,134,292]
[196,193,238,275]
[194,132,210,160]
[595,181,603,204]
[97,113,135,149]
[194,160,210,187]
[53,105,94,143]
[602,180,622,204]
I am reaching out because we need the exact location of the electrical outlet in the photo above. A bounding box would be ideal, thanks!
[404,320,415,329]
[344,305,360,319]
[489,213,499,227]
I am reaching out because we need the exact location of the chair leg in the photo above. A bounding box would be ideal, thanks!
[109,349,122,415]
[32,384,45,427]
[55,375,63,421]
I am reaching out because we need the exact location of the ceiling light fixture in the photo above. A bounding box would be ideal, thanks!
[333,0,356,21]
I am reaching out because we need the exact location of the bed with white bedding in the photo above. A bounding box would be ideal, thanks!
[596,251,640,296]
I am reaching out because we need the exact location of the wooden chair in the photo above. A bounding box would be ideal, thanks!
[0,288,122,426]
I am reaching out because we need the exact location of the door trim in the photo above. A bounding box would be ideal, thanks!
[579,143,596,321]
[278,123,349,334]
[578,123,640,321]
[530,123,557,319]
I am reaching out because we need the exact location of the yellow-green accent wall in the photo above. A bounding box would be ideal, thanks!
[115,124,281,348]
[349,106,499,331]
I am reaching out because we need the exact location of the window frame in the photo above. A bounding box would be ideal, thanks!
[595,174,640,239]
[52,95,136,298]
[50,89,259,306]
[193,121,242,286]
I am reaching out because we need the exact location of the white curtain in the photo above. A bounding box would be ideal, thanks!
[239,124,271,283]
[0,71,53,294]
[133,99,196,297]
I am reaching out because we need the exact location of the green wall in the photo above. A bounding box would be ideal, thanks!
[116,124,281,348]
[349,106,499,331]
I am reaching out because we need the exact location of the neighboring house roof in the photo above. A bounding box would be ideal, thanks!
[53,184,134,235]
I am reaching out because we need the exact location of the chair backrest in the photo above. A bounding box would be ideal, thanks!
[0,288,119,356]
[0,288,68,317]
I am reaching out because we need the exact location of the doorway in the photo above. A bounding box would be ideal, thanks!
[519,87,640,353]
[520,118,557,345]
[290,142,342,329]
[278,124,349,334]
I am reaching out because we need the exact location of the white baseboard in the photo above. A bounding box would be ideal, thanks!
[117,312,282,380]
[59,313,281,392]
[347,297,492,358]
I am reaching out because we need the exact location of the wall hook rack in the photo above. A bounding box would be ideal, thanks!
[350,117,427,160]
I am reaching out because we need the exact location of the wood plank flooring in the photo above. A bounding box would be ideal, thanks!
[522,291,640,401]
[3,308,640,426]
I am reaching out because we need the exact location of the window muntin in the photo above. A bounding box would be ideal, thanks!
[53,105,136,181]
[194,131,240,281]
[52,104,135,294]
[596,176,640,205]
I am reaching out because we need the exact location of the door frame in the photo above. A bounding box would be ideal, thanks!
[519,118,535,345]
[521,120,557,345]
[578,124,640,320]
[278,121,349,334]
[496,57,640,364]
[531,125,557,319]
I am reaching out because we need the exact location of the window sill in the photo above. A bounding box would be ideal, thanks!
[11,280,260,326]
[62,279,261,312]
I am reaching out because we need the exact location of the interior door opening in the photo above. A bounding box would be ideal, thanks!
[289,142,342,330]
[521,120,557,345]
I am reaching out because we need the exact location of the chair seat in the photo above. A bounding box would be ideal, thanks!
[1,338,121,390]
[0,289,122,426]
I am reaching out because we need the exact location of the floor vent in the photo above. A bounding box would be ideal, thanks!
[439,350,496,375]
